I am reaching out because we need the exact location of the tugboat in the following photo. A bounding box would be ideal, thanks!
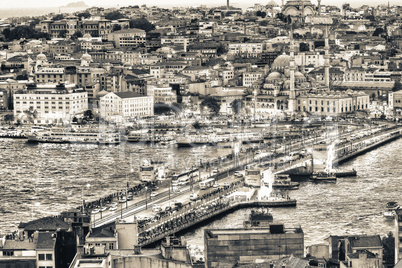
[272,174,300,190]
[310,172,337,183]
[384,202,399,219]
[243,208,273,228]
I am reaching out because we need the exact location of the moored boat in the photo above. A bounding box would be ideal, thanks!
[27,128,120,144]
[310,172,337,183]
[272,174,300,190]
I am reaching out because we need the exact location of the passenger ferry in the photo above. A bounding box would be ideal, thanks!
[27,128,121,145]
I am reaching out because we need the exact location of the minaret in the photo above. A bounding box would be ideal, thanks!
[318,0,321,16]
[324,26,330,88]
[289,26,296,113]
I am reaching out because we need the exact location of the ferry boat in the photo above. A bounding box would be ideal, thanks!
[272,174,300,190]
[27,128,120,145]
[243,208,273,228]
[310,172,337,183]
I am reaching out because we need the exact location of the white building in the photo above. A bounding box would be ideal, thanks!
[108,28,146,47]
[99,91,154,121]
[13,84,88,124]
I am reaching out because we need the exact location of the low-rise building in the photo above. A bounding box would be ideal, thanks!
[13,84,88,124]
[108,28,146,48]
[99,91,154,121]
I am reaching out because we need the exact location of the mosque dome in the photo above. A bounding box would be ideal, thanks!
[266,71,282,80]
[272,54,290,71]
[81,52,92,61]
[36,53,47,61]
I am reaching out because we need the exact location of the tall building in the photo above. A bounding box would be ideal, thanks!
[204,224,304,268]
[395,208,402,264]
[108,28,146,48]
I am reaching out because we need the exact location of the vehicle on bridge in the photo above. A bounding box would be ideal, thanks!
[199,178,215,190]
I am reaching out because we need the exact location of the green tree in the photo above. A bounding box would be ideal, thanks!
[23,108,37,124]
[105,11,124,20]
[230,99,244,114]
[373,27,384,36]
[129,18,155,32]
[201,96,220,114]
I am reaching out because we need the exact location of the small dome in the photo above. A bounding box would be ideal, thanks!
[272,54,290,71]
[83,33,92,39]
[283,80,291,89]
[36,53,47,61]
[81,52,92,61]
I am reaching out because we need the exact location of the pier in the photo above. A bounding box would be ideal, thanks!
[136,196,296,247]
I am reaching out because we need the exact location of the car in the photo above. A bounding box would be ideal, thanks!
[127,195,133,201]
[173,187,181,193]
[190,193,198,201]
[223,182,230,188]
[234,171,243,177]
[213,183,219,188]
[212,169,219,174]
[119,197,126,203]
[152,204,162,212]
[150,192,158,198]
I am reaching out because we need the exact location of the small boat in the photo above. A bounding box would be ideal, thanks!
[310,172,337,183]
[386,202,399,210]
[384,211,395,219]
[272,174,300,190]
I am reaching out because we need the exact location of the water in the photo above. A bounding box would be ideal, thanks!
[0,139,230,234]
[183,137,402,248]
[1,137,401,250]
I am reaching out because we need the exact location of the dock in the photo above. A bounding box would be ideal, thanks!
[136,197,296,247]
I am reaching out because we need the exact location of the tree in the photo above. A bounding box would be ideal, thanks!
[256,11,267,18]
[382,232,394,266]
[71,31,83,40]
[113,24,122,32]
[52,14,64,21]
[77,11,91,19]
[83,110,94,121]
[230,99,244,115]
[129,18,155,32]
[373,27,384,36]
[201,97,220,114]
[23,108,37,124]
[392,80,402,92]
[2,26,49,41]
[58,30,67,38]
[105,11,124,20]
[3,114,14,124]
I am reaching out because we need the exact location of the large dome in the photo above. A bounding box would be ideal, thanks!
[267,71,282,80]
[272,54,290,71]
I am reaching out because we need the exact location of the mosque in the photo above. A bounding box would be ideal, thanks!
[247,28,370,119]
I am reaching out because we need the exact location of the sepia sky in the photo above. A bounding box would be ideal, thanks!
[5,0,396,9]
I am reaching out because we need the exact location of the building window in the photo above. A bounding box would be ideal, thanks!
[39,254,45,260]
[46,254,52,260]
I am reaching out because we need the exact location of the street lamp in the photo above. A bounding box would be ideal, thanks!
[145,186,148,210]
